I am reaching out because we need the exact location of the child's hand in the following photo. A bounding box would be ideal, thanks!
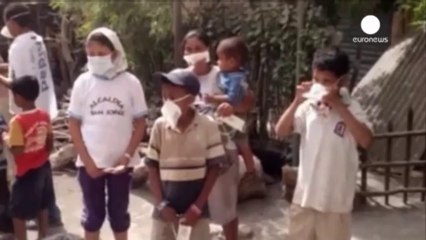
[294,81,312,103]
[203,94,215,104]
[105,155,130,174]
[160,206,179,223]
[1,131,8,143]
[321,85,343,109]
[216,103,234,117]
[85,163,105,179]
[180,204,202,226]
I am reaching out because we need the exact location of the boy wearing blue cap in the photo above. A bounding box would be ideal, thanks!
[146,69,227,240]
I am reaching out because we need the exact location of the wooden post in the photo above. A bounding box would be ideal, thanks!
[172,0,183,67]
[292,0,307,166]
[295,0,307,86]
[403,108,414,203]
[384,122,393,205]
[349,45,362,92]
[360,147,368,199]
[422,140,426,201]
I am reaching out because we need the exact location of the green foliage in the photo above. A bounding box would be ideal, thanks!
[191,1,332,109]
[50,0,173,100]
[183,1,334,138]
[399,0,426,29]
[50,0,335,137]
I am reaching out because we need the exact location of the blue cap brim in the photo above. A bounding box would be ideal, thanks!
[154,72,183,86]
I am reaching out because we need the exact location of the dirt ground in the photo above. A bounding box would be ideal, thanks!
[14,171,424,240]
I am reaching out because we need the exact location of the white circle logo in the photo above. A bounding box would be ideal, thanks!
[361,15,380,35]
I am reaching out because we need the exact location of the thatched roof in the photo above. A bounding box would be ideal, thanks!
[353,32,426,162]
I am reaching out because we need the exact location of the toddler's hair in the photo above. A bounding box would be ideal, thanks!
[217,36,249,65]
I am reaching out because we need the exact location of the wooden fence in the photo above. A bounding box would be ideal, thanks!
[359,109,426,204]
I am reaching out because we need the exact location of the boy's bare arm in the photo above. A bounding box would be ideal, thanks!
[0,75,11,88]
[46,132,54,153]
[147,165,164,205]
[181,165,221,225]
[0,63,8,73]
[275,82,311,137]
[334,103,373,149]
[123,117,146,162]
[275,100,302,138]
[322,87,373,149]
[9,146,24,155]
[193,165,220,209]
[205,94,230,104]
[69,118,95,166]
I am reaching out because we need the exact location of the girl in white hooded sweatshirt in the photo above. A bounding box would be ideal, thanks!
[68,27,147,240]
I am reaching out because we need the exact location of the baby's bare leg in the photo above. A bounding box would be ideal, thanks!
[237,142,255,173]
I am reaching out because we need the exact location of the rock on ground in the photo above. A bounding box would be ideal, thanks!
[238,156,267,203]
[50,144,76,170]
[131,163,148,189]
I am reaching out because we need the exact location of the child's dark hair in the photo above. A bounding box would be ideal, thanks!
[217,36,249,64]
[3,3,31,28]
[11,75,39,102]
[88,32,115,51]
[312,48,350,77]
[182,30,211,49]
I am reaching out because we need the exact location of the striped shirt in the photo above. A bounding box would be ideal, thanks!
[145,112,226,215]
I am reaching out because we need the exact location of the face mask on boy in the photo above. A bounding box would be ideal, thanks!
[183,51,210,65]
[87,55,114,77]
[161,95,191,128]
[304,79,351,117]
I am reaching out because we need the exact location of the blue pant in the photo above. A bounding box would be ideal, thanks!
[77,167,132,233]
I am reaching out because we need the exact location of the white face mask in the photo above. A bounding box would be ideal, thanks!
[304,82,352,117]
[87,55,114,77]
[161,95,191,128]
[183,51,210,65]
[0,26,13,39]
[303,82,328,102]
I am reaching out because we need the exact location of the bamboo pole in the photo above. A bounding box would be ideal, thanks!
[172,0,183,67]
[291,0,308,166]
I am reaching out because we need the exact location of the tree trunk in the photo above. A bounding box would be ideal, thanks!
[172,0,183,67]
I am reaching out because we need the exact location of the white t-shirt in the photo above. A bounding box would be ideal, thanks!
[191,66,237,151]
[292,100,372,213]
[68,72,148,168]
[8,31,58,118]
[191,66,222,106]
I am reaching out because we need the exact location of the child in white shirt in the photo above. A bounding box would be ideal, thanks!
[275,47,373,240]
[68,27,147,240]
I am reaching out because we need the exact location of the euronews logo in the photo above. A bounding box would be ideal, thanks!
[353,15,389,43]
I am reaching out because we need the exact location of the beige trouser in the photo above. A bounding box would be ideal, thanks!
[208,151,239,225]
[151,219,210,240]
[287,204,351,240]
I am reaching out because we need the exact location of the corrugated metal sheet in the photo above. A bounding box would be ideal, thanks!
[353,32,426,162]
